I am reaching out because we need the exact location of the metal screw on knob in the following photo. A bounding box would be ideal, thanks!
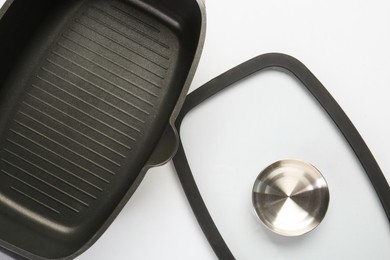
[252,159,330,237]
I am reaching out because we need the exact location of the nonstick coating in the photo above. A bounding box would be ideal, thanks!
[0,0,204,259]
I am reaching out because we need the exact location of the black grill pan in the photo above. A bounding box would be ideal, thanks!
[0,0,205,259]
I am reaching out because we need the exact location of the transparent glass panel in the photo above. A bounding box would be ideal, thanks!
[181,70,390,259]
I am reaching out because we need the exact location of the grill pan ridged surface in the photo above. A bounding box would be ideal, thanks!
[2,0,176,217]
[0,0,204,258]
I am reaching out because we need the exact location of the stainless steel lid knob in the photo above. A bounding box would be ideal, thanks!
[252,159,329,236]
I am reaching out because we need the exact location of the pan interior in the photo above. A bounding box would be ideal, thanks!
[0,0,202,258]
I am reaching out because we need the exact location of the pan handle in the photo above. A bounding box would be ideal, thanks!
[146,124,179,168]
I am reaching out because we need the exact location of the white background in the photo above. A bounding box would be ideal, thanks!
[1,0,390,259]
